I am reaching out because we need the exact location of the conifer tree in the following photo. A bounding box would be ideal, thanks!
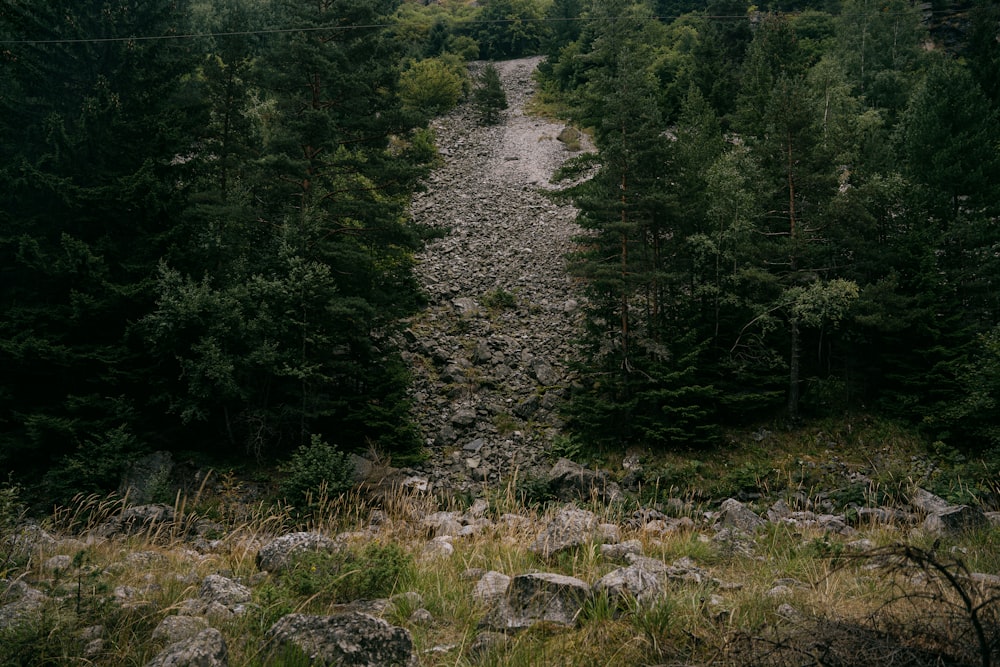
[0,0,201,493]
[474,62,509,125]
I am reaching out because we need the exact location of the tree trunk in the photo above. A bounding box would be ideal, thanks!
[788,317,801,421]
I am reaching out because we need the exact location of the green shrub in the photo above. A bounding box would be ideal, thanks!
[473,62,508,125]
[281,542,413,605]
[399,57,465,116]
[481,288,516,310]
[279,435,353,507]
[41,425,142,505]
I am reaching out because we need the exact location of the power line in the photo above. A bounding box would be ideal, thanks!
[0,9,958,47]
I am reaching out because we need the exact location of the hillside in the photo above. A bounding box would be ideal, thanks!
[402,57,593,495]
[2,58,1000,667]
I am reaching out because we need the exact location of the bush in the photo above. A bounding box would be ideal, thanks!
[279,435,353,507]
[281,542,413,604]
[399,57,465,116]
[473,62,508,125]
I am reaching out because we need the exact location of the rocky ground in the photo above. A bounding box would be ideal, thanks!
[402,57,594,494]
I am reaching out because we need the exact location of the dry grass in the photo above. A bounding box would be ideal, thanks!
[3,449,1000,666]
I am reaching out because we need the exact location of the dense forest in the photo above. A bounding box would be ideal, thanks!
[0,0,997,503]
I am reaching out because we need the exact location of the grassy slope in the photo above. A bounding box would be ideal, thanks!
[2,416,1000,666]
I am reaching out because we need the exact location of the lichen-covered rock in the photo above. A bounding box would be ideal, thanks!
[529,504,600,559]
[96,504,176,538]
[265,612,417,667]
[922,504,989,536]
[716,498,766,533]
[152,615,210,645]
[0,580,47,632]
[547,458,622,504]
[600,539,643,561]
[479,572,591,631]
[473,571,511,604]
[593,565,663,604]
[199,575,251,608]
[120,450,174,505]
[145,628,228,667]
[256,532,342,573]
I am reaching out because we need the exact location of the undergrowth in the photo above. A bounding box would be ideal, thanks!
[1,417,999,665]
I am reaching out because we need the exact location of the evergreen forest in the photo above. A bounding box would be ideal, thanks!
[1,0,998,504]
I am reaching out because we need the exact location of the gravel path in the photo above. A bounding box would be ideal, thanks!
[402,57,594,494]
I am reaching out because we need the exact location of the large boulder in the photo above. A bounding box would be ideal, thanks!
[474,571,511,604]
[910,488,989,536]
[593,565,663,604]
[256,532,343,574]
[716,498,767,533]
[546,458,622,504]
[264,612,417,667]
[120,450,174,505]
[0,580,47,632]
[144,628,228,667]
[922,504,990,536]
[96,504,176,538]
[529,504,600,559]
[479,572,592,631]
[151,616,211,645]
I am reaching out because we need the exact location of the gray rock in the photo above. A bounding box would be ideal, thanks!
[120,450,174,505]
[717,498,766,533]
[911,487,988,536]
[546,458,621,504]
[152,616,210,644]
[43,554,73,571]
[922,504,989,536]
[256,532,343,574]
[98,504,176,538]
[910,488,952,514]
[529,504,600,559]
[0,580,47,632]
[600,539,643,561]
[145,628,228,667]
[265,612,417,667]
[480,573,591,630]
[199,575,251,607]
[593,565,663,603]
[474,571,511,604]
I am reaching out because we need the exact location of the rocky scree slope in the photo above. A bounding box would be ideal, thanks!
[402,57,593,494]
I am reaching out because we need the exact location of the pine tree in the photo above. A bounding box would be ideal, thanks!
[0,0,202,493]
[473,62,509,125]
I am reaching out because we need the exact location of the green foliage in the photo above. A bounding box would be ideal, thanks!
[280,542,413,605]
[279,435,354,508]
[473,62,509,125]
[481,288,517,310]
[475,0,549,59]
[41,425,143,507]
[399,57,466,116]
